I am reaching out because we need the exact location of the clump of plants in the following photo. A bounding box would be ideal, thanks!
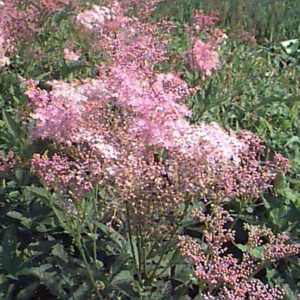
[0,0,299,299]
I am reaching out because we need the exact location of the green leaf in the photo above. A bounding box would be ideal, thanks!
[1,225,20,275]
[160,249,181,272]
[2,111,18,139]
[23,264,53,279]
[112,272,139,299]
[52,243,68,263]
[26,186,51,200]
[285,136,300,147]
[28,240,57,253]
[6,211,31,229]
[94,221,125,250]
[236,244,247,253]
[71,282,91,300]
[249,246,264,259]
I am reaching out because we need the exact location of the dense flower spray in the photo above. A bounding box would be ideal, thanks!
[24,1,289,225]
[178,203,300,299]
[193,9,219,32]
[18,1,299,297]
[187,39,221,76]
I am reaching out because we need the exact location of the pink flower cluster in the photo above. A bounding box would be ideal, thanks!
[0,32,9,68]
[187,39,221,76]
[178,204,300,299]
[0,150,19,175]
[74,2,174,70]
[193,9,219,32]
[0,1,296,297]
[23,2,289,218]
[31,153,97,197]
[0,0,76,54]
[63,48,81,63]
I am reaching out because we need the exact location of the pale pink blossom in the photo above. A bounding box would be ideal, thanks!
[193,9,219,32]
[187,39,221,76]
[63,48,81,63]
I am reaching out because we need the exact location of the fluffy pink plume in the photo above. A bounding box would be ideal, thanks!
[75,3,169,69]
[23,2,289,206]
[187,39,221,76]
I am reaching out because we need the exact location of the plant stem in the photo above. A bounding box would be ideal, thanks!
[49,197,102,299]
[148,202,190,281]
[136,217,143,277]
[125,202,142,283]
[76,236,103,300]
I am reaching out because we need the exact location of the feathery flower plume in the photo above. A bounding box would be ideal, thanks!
[187,39,221,76]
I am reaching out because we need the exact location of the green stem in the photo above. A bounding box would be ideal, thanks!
[141,226,147,277]
[126,203,142,283]
[136,219,143,277]
[148,202,190,281]
[49,197,102,299]
[92,186,99,263]
[76,236,103,300]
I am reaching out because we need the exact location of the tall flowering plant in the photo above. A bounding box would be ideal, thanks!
[9,0,299,298]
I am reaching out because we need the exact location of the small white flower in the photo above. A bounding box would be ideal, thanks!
[0,56,10,68]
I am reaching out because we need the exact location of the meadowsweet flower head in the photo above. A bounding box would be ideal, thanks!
[187,39,221,76]
[178,203,299,299]
[237,31,257,46]
[0,150,19,175]
[193,9,219,32]
[31,152,104,198]
[23,1,291,237]
[63,48,81,63]
[74,3,169,69]
[209,28,228,48]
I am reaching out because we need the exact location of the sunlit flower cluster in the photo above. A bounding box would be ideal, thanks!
[187,39,221,76]
[75,2,170,69]
[22,2,290,225]
[178,204,300,299]
[3,1,296,297]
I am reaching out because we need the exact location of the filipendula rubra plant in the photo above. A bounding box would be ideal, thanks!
[0,0,77,57]
[17,0,299,298]
[178,202,300,299]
